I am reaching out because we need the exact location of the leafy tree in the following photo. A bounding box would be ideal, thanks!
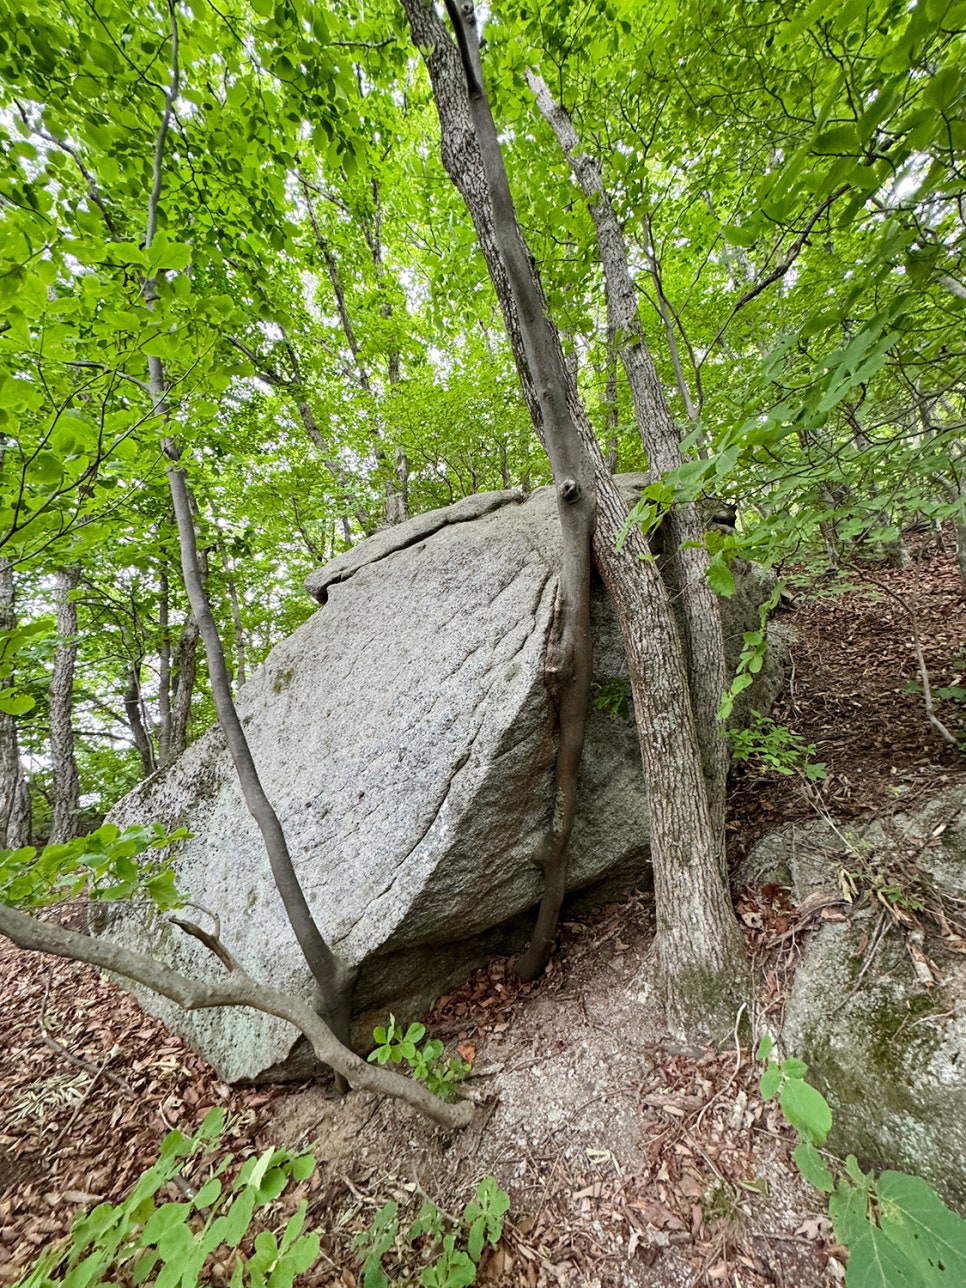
[0,0,962,1062]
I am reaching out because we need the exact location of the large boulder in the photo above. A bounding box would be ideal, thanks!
[104,478,780,1082]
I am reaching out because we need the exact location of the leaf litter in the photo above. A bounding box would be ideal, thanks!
[2,539,965,1286]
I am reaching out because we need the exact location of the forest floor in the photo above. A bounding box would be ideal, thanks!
[2,537,965,1288]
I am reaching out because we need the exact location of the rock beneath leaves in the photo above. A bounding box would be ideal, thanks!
[104,478,780,1082]
[747,785,966,1207]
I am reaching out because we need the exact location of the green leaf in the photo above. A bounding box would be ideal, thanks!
[723,223,757,247]
[793,1142,835,1193]
[781,1058,808,1079]
[290,1153,316,1182]
[222,1188,257,1248]
[242,1146,277,1193]
[759,1064,782,1100]
[0,691,34,715]
[876,1171,966,1283]
[270,1235,321,1287]
[193,1177,222,1208]
[706,554,735,598]
[830,1181,869,1247]
[846,1155,872,1188]
[779,1078,832,1145]
[142,1201,191,1244]
[844,1223,922,1287]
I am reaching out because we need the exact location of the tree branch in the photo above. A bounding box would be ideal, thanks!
[0,908,472,1129]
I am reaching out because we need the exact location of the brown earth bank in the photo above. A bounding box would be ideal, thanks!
[2,540,964,1287]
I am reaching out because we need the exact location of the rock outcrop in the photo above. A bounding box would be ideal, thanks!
[104,478,781,1082]
[743,785,966,1208]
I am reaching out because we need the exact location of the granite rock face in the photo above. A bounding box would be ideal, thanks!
[104,478,780,1082]
[745,786,966,1208]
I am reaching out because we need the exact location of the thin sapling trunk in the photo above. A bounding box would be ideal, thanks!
[443,0,596,982]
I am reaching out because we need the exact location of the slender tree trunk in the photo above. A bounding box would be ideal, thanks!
[48,567,82,842]
[439,0,596,983]
[300,178,407,527]
[0,558,31,849]
[213,522,248,688]
[135,8,358,1060]
[124,662,157,777]
[955,521,966,594]
[530,76,730,852]
[165,617,198,761]
[404,0,748,1037]
[157,567,172,766]
[162,444,358,1052]
[157,567,200,769]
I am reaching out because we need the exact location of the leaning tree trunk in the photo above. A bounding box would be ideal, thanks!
[124,662,157,777]
[48,567,82,842]
[440,0,596,983]
[139,3,357,1075]
[404,0,748,1038]
[529,75,730,854]
[0,557,31,849]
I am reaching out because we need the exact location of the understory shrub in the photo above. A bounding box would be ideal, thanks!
[758,1035,966,1286]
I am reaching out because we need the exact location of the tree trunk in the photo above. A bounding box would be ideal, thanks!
[439,0,595,982]
[300,178,408,528]
[156,567,200,770]
[138,38,358,1052]
[213,523,248,688]
[124,663,157,777]
[48,566,82,842]
[955,521,966,595]
[404,0,748,1037]
[162,443,358,1055]
[165,618,198,762]
[530,76,730,852]
[0,558,31,849]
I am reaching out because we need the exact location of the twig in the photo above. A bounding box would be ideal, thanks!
[858,571,957,745]
[831,909,890,1014]
[693,1002,747,1131]
[40,1033,136,1098]
[171,916,235,972]
[48,1045,120,1155]
[38,964,136,1097]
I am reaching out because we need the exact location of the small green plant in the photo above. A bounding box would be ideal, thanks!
[838,849,927,916]
[593,676,633,721]
[14,1107,320,1288]
[757,1035,966,1286]
[351,1200,401,1288]
[727,711,827,780]
[718,582,782,722]
[368,1016,471,1102]
[0,822,189,911]
[353,1179,509,1288]
[463,1176,510,1262]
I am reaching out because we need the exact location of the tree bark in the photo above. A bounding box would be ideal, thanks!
[0,558,31,849]
[48,566,82,842]
[0,904,471,1129]
[124,663,157,777]
[439,0,596,983]
[530,76,730,854]
[403,0,748,1037]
